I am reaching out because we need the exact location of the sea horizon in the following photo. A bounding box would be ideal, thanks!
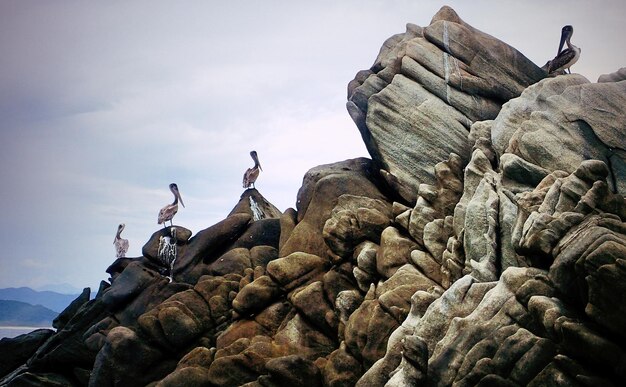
[0,326,54,339]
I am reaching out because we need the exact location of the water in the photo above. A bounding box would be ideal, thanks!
[0,326,53,339]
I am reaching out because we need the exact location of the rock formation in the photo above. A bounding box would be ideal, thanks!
[1,6,625,387]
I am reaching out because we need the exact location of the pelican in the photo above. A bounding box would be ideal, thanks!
[114,223,129,258]
[242,150,262,189]
[158,183,185,227]
[547,25,580,74]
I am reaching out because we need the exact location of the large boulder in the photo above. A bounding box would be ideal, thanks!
[0,329,54,378]
[228,188,282,221]
[280,158,388,259]
[494,75,626,194]
[347,6,545,202]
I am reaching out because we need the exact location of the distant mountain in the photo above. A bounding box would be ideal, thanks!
[0,300,57,326]
[0,287,80,313]
[36,283,84,295]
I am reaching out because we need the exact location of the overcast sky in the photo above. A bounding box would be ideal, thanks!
[0,1,624,293]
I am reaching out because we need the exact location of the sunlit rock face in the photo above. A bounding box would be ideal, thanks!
[2,6,626,387]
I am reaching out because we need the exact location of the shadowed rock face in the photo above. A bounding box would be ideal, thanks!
[2,6,625,387]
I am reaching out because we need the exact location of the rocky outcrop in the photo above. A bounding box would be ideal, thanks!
[598,67,626,83]
[2,6,625,387]
[0,329,54,378]
[492,74,626,195]
[347,6,546,203]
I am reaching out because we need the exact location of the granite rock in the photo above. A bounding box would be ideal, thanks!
[2,6,624,387]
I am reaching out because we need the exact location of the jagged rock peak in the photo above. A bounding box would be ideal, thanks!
[598,67,626,83]
[347,6,546,204]
[228,188,282,221]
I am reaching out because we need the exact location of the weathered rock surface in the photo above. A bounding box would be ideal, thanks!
[229,188,282,221]
[0,329,54,378]
[493,74,626,194]
[598,67,626,83]
[347,6,545,202]
[2,6,625,387]
[281,157,387,260]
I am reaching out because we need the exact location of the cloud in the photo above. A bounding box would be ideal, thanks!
[1,0,625,289]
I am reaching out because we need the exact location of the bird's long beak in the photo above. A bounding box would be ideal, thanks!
[251,152,261,169]
[557,29,568,55]
[114,224,123,242]
[178,192,185,208]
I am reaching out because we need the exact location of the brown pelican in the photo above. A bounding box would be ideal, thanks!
[242,150,262,189]
[158,183,185,227]
[547,25,580,74]
[114,223,129,258]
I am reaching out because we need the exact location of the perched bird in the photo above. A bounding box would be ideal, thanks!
[158,183,185,227]
[242,150,262,189]
[547,25,580,74]
[114,223,129,258]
